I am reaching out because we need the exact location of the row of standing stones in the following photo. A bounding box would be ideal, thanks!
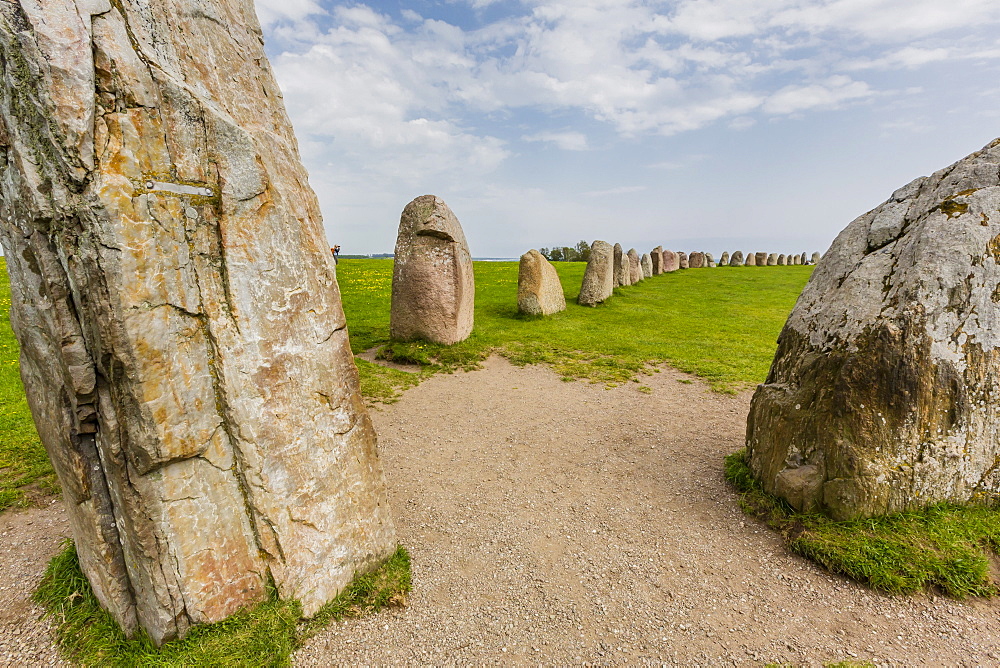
[7,0,1000,646]
[388,134,1000,526]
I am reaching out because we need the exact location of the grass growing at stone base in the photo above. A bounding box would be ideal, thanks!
[0,258,57,511]
[34,541,411,667]
[725,449,1000,597]
[337,258,812,394]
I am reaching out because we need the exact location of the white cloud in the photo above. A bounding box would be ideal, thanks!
[254,0,324,29]
[763,76,874,115]
[522,131,590,151]
[584,185,647,197]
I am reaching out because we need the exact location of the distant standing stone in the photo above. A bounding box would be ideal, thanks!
[811,252,822,264]
[754,252,766,266]
[678,252,689,269]
[579,240,615,306]
[613,243,629,287]
[745,253,756,266]
[518,250,566,316]
[627,248,643,283]
[705,252,716,267]
[777,254,786,265]
[641,253,653,278]
[391,195,475,344]
[662,250,680,272]
[730,251,744,266]
[720,252,730,266]
[766,253,777,266]
[651,247,664,275]
[688,251,705,268]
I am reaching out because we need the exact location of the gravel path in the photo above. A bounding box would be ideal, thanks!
[4,357,1000,665]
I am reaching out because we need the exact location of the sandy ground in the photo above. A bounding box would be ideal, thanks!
[4,357,1000,666]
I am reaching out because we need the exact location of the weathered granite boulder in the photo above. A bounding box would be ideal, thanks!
[688,251,705,268]
[641,253,653,278]
[678,252,689,269]
[777,254,786,265]
[0,0,396,645]
[730,251,743,266]
[613,243,628,287]
[766,253,777,266]
[747,138,1000,520]
[628,249,642,283]
[661,250,679,272]
[791,254,800,265]
[391,196,474,344]
[745,253,756,266]
[811,252,822,264]
[753,252,765,266]
[651,247,663,275]
[518,250,566,316]
[720,252,730,266]
[579,240,615,305]
[705,253,716,267]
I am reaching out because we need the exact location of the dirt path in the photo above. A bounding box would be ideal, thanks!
[4,357,1000,665]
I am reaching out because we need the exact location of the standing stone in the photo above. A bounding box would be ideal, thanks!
[579,240,615,306]
[628,248,643,283]
[766,253,777,266]
[720,252,730,266]
[641,253,653,278]
[777,254,786,265]
[0,0,395,645]
[391,195,475,344]
[747,138,1000,521]
[662,250,680,272]
[651,247,663,275]
[754,252,767,266]
[678,252,689,269]
[518,250,566,316]
[688,251,705,268]
[730,251,744,266]
[791,254,800,265]
[811,252,822,264]
[745,253,756,266]
[705,252,716,267]
[613,243,629,287]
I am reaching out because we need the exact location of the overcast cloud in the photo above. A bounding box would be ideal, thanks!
[255,0,1000,257]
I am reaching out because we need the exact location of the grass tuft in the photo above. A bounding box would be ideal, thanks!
[725,449,1000,597]
[34,541,411,666]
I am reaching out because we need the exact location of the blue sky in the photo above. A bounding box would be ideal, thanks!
[254,0,1000,257]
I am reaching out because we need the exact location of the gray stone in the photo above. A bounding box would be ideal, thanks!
[391,195,475,344]
[518,250,566,316]
[688,251,705,268]
[705,253,716,267]
[754,252,767,266]
[811,252,822,264]
[720,252,730,266]
[745,253,755,266]
[747,138,1000,520]
[651,247,663,275]
[628,248,642,283]
[678,252,689,269]
[579,240,615,306]
[641,253,653,278]
[613,243,629,287]
[777,254,786,265]
[730,251,744,266]
[766,253,777,266]
[0,0,396,644]
[661,250,679,272]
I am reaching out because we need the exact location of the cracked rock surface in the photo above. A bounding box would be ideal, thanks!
[748,138,1000,520]
[0,0,395,644]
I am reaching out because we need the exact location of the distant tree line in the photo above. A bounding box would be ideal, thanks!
[538,240,591,262]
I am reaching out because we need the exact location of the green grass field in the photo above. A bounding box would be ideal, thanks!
[340,258,812,399]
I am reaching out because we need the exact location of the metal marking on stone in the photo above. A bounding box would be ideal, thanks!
[145,180,214,197]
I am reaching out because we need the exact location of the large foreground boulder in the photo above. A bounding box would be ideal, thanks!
[390,195,475,344]
[747,138,1000,520]
[579,240,615,305]
[518,250,566,315]
[0,0,396,644]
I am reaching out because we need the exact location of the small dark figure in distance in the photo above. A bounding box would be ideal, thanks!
[332,245,341,263]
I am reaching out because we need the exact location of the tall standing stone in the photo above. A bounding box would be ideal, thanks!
[651,247,663,275]
[720,252,730,266]
[518,250,566,316]
[0,0,396,644]
[662,250,680,272]
[641,253,653,278]
[730,251,743,266]
[628,248,643,283]
[391,195,475,344]
[678,252,689,269]
[613,243,629,287]
[747,138,1000,520]
[579,240,615,306]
